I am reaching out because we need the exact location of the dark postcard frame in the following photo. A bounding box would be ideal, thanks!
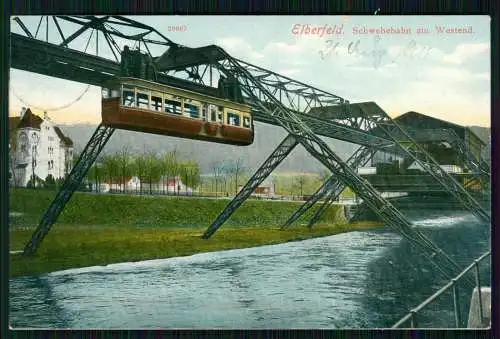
[1,1,497,338]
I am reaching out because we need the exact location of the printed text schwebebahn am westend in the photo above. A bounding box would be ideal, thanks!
[352,26,411,34]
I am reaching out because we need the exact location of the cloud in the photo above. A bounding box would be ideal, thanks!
[429,43,489,65]
[475,73,489,80]
[277,69,300,77]
[216,37,265,61]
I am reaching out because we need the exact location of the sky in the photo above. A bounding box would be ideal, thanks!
[9,15,491,127]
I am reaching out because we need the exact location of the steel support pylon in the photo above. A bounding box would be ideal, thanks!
[282,146,374,228]
[202,134,298,239]
[23,124,115,255]
[210,47,474,284]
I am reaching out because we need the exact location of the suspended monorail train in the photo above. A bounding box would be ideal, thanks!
[101,77,254,146]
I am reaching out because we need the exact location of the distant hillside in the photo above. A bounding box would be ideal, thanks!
[57,122,359,175]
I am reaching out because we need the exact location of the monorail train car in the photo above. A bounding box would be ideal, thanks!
[101,77,254,146]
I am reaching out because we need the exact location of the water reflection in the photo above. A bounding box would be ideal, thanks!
[10,210,490,329]
[362,210,490,328]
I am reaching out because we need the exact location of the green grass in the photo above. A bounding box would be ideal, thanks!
[9,188,382,278]
[9,188,346,228]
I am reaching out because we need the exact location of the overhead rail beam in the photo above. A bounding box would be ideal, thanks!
[10,33,396,149]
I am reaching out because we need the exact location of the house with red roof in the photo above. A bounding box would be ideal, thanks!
[9,108,74,187]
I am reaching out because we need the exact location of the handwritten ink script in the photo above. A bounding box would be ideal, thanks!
[318,36,432,68]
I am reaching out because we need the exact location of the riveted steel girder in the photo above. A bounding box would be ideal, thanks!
[23,124,115,255]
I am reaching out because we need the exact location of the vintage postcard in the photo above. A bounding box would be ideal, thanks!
[8,15,491,329]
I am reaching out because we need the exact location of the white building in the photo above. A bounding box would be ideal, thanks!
[100,176,141,192]
[9,108,74,187]
[99,175,193,194]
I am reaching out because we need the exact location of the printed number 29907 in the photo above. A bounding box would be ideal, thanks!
[168,25,187,32]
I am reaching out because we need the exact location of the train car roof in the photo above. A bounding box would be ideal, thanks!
[105,77,252,110]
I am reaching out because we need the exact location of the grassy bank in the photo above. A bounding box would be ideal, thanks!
[10,222,381,278]
[9,188,344,228]
[9,188,382,278]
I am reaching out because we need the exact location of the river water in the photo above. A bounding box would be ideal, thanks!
[9,209,490,328]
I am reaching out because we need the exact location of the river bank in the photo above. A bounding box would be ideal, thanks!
[9,221,381,278]
[9,188,382,277]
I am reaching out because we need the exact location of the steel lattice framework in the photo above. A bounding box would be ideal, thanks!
[10,16,488,285]
[282,146,375,228]
[296,118,491,229]
[193,46,476,284]
[23,125,115,255]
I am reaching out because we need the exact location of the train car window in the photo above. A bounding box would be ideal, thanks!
[151,95,162,111]
[110,89,120,98]
[184,104,200,119]
[210,106,217,122]
[122,86,135,106]
[101,88,110,99]
[137,92,150,109]
[243,116,251,128]
[227,112,241,126]
[165,99,182,114]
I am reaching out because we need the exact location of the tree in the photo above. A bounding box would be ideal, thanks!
[159,149,179,194]
[211,161,224,197]
[44,174,56,190]
[117,145,133,192]
[145,150,162,194]
[102,153,120,191]
[198,176,204,195]
[179,160,201,194]
[224,158,245,195]
[294,175,307,198]
[134,153,148,194]
[27,175,43,189]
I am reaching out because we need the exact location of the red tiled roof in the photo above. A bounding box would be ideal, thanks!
[54,126,74,147]
[10,109,74,147]
[18,108,43,129]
